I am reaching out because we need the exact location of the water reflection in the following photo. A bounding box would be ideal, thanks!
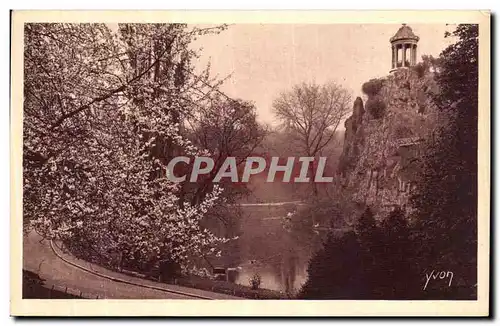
[222,205,325,294]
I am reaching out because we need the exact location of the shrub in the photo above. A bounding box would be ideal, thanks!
[158,259,182,282]
[299,207,423,300]
[298,231,364,299]
[413,62,427,78]
[249,273,262,290]
[394,124,413,139]
[362,78,384,96]
[365,97,386,119]
[416,89,428,114]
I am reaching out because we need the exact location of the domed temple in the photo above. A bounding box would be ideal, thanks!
[390,24,419,72]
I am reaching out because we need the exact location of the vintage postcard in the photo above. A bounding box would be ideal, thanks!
[10,10,490,317]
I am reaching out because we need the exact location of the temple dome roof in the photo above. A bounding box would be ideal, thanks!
[390,24,420,43]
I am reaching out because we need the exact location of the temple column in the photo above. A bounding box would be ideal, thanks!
[402,43,406,67]
[410,44,413,65]
[391,46,393,68]
[406,43,410,66]
[413,44,417,65]
[397,44,401,66]
[392,45,397,69]
[410,45,414,65]
[414,45,417,64]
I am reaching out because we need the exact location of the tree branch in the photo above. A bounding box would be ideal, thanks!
[49,37,177,130]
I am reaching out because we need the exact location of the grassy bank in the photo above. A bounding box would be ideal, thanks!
[116,268,287,299]
[173,274,288,299]
[64,242,288,299]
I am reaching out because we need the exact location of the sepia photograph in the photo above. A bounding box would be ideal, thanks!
[10,10,490,317]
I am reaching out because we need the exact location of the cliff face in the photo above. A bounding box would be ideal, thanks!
[338,67,439,215]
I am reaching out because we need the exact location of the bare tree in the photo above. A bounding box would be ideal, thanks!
[272,82,352,196]
[183,97,267,206]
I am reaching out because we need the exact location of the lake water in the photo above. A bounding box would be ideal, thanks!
[219,204,326,295]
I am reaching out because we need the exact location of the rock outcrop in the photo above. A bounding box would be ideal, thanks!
[338,67,439,215]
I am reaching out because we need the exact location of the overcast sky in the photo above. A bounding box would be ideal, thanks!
[191,24,456,125]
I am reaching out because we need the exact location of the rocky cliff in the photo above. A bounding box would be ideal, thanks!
[338,67,439,216]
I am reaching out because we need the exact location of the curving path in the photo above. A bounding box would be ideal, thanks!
[23,231,241,299]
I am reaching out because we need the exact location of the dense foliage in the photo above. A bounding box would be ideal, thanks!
[362,78,387,119]
[410,24,479,294]
[365,97,387,119]
[299,208,418,299]
[361,78,385,97]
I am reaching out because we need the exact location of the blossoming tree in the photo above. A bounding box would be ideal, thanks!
[23,23,232,272]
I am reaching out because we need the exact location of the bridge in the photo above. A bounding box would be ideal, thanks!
[234,200,305,207]
[393,137,423,147]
